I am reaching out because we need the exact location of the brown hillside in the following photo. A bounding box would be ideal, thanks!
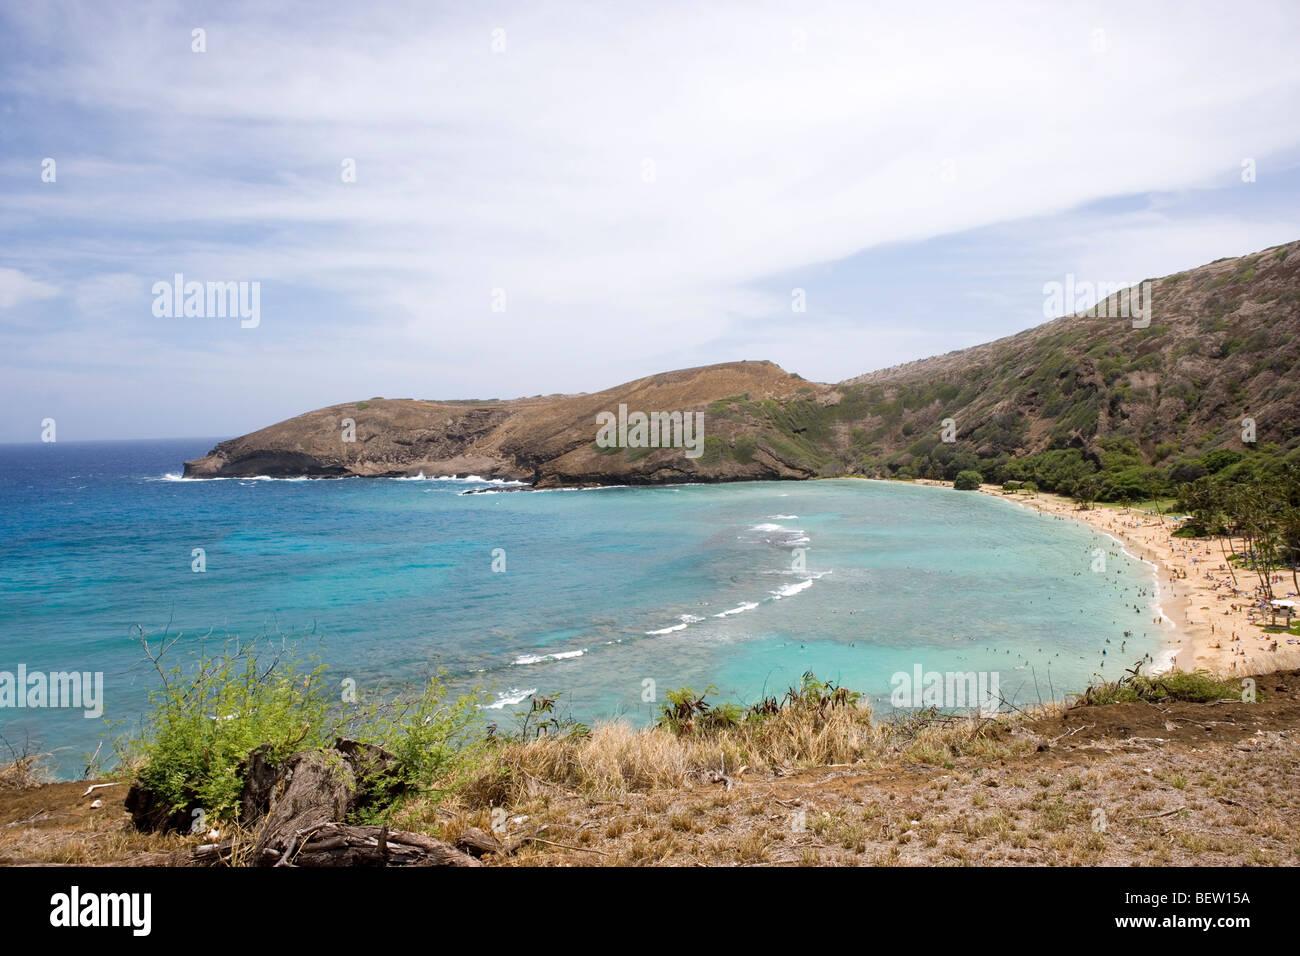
[184,240,1300,489]
[184,360,830,485]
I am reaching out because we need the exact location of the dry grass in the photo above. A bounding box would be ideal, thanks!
[455,697,1036,816]
[461,699,893,807]
[469,723,1300,867]
[0,753,49,792]
[6,670,1297,867]
[440,670,1300,866]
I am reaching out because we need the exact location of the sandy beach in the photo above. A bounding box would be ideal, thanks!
[951,482,1300,678]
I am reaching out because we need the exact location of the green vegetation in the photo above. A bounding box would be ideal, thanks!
[949,443,1300,508]
[746,242,1300,495]
[729,435,757,464]
[1094,496,1176,513]
[953,469,982,490]
[1174,468,1300,602]
[116,657,883,830]
[116,635,487,825]
[656,686,747,734]
[1078,668,1246,706]
[110,635,1286,868]
[698,435,726,465]
[657,674,860,736]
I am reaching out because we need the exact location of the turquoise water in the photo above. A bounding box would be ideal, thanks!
[0,440,1161,777]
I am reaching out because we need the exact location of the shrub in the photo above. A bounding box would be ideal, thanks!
[116,634,488,825]
[730,435,757,464]
[0,738,49,791]
[1078,669,1245,706]
[115,640,336,823]
[360,677,487,799]
[698,435,725,465]
[953,469,982,490]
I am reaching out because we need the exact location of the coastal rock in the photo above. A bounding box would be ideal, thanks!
[124,779,198,834]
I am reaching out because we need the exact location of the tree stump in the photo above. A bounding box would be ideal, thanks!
[254,750,354,861]
[182,741,481,867]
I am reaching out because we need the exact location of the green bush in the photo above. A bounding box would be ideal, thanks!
[730,435,757,464]
[116,642,337,823]
[360,677,487,800]
[698,435,725,465]
[1080,670,1246,706]
[116,636,487,824]
[953,469,982,490]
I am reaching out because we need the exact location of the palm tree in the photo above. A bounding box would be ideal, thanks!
[1074,475,1101,510]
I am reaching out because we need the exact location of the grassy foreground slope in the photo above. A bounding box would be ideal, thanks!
[3,657,1298,867]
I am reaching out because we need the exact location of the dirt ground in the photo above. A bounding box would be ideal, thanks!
[489,669,1300,866]
[3,669,1296,867]
[0,779,188,865]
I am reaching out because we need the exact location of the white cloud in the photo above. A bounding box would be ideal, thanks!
[2,0,1300,438]
[0,268,58,309]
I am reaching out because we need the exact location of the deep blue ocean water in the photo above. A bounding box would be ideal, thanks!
[0,439,1162,777]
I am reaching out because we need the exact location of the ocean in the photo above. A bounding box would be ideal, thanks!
[0,438,1162,777]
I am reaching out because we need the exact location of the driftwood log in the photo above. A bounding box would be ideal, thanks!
[274,823,480,867]
[125,737,483,867]
[454,826,506,858]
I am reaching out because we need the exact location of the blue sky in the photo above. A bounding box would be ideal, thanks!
[3,0,1300,441]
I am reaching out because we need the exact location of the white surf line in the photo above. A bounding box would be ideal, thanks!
[647,517,822,631]
[481,687,537,710]
[714,601,760,618]
[512,648,588,665]
[645,614,705,635]
[770,579,814,598]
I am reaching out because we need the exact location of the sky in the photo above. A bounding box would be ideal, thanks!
[2,0,1300,442]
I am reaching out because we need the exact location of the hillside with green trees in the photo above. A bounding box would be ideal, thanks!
[184,240,1300,500]
[813,237,1300,500]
